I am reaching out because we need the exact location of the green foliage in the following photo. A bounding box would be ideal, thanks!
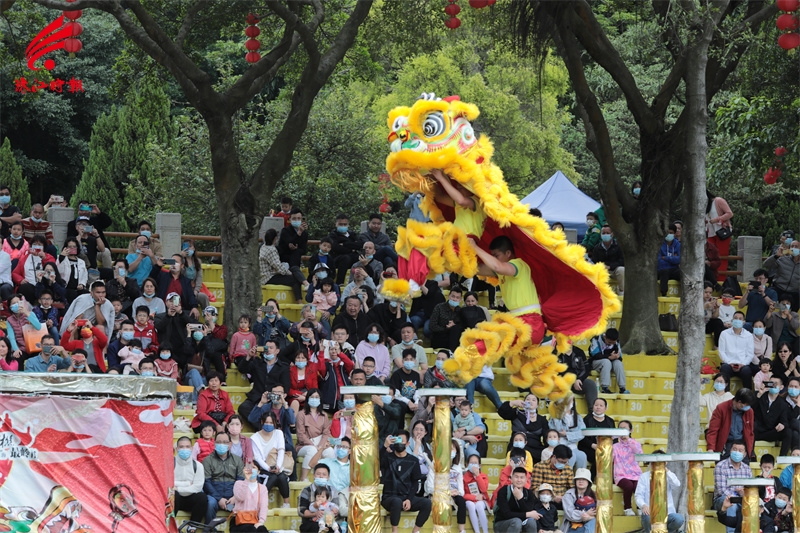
[0,137,31,214]
[725,185,799,255]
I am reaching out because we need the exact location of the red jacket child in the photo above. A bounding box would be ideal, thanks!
[463,466,491,503]
[61,325,109,373]
[133,319,159,356]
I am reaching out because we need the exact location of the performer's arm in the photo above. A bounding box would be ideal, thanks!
[468,238,517,277]
[431,169,475,210]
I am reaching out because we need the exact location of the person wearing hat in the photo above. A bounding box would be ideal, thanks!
[67,200,114,268]
[560,468,596,532]
[493,466,540,533]
[764,239,800,312]
[634,452,684,533]
[533,483,558,533]
[771,229,795,257]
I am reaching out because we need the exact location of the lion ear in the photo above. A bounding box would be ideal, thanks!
[387,106,412,129]
[448,101,480,121]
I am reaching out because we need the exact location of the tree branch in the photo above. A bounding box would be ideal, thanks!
[565,1,656,133]
[174,0,205,51]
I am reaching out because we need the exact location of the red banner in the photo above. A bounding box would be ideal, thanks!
[0,395,176,533]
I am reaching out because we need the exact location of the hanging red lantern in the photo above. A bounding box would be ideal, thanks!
[63,4,82,21]
[777,13,800,31]
[764,167,781,185]
[246,13,260,25]
[245,25,261,38]
[776,146,788,157]
[64,38,82,54]
[444,3,461,16]
[245,52,261,64]
[245,39,260,51]
[244,13,261,64]
[65,21,83,37]
[778,32,800,50]
[469,0,489,7]
[777,0,800,12]
[445,16,461,29]
[487,0,496,4]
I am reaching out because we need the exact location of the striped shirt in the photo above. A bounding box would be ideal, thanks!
[22,218,54,244]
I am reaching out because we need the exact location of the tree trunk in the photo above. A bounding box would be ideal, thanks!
[617,229,671,355]
[208,120,263,331]
[667,1,728,514]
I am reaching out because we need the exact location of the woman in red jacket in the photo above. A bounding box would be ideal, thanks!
[191,371,234,434]
[288,347,322,414]
[463,454,490,533]
[61,318,108,373]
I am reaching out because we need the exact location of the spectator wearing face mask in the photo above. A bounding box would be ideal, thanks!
[66,201,113,268]
[3,221,29,269]
[32,289,60,343]
[531,445,574,505]
[499,395,548,463]
[153,254,199,320]
[707,389,756,459]
[22,205,55,254]
[126,220,163,257]
[428,286,465,352]
[657,224,681,297]
[34,261,67,311]
[106,259,141,315]
[12,235,56,304]
[0,186,22,239]
[766,298,799,354]
[582,212,602,259]
[764,241,800,312]
[719,311,756,389]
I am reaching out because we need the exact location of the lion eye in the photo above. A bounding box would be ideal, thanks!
[422,112,446,137]
[392,116,408,131]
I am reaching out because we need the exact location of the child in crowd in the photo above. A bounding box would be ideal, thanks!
[118,339,145,375]
[311,278,339,324]
[463,455,490,533]
[718,291,736,328]
[191,420,216,463]
[757,453,783,503]
[754,358,773,392]
[33,289,60,343]
[307,238,334,282]
[133,305,159,355]
[540,429,561,464]
[534,483,559,533]
[453,400,478,457]
[155,345,179,380]
[331,326,355,359]
[111,298,128,333]
[229,314,256,361]
[504,432,534,473]
[310,486,340,533]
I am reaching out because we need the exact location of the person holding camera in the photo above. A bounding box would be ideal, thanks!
[126,235,155,289]
[237,339,291,421]
[739,269,778,330]
[754,374,792,455]
[381,430,432,533]
[23,334,70,372]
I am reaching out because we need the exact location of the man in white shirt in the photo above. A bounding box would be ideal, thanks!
[0,246,13,300]
[718,311,755,389]
[635,452,684,533]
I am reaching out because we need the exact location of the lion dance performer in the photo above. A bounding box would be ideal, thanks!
[380,93,620,399]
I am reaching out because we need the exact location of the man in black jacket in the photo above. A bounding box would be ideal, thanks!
[592,225,625,295]
[557,343,597,410]
[328,214,361,285]
[331,296,371,345]
[153,296,195,368]
[754,374,791,455]
[494,467,540,533]
[380,430,431,533]
[236,339,291,421]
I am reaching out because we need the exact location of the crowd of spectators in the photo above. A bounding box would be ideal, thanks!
[4,190,800,533]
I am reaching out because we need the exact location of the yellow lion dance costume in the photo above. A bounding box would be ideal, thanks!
[381,94,620,400]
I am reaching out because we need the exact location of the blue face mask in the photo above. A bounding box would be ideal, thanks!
[390,301,398,308]
[140,230,151,239]
[31,216,42,223]
[266,313,276,319]
[731,319,744,329]
[665,234,675,242]
[337,226,348,233]
[729,451,744,463]
[314,477,328,487]
[547,439,559,448]
[367,333,380,343]
[265,353,276,361]
[740,405,751,412]
[0,195,10,205]
[291,220,302,228]
[714,382,726,392]
[336,447,349,460]
[788,388,800,398]
[177,449,192,461]
[776,497,788,509]
[513,441,525,449]
[343,399,356,409]
[381,395,393,405]
[316,271,328,280]
[364,254,373,260]
[296,361,307,369]
[121,331,135,341]
[319,251,328,256]
[141,370,154,376]
[792,248,800,257]
[160,353,171,360]
[215,444,229,455]
[633,187,641,196]
[554,462,565,470]
[403,361,416,371]
[601,234,612,243]
[753,327,765,336]
[187,249,194,257]
[770,387,781,395]
[435,360,444,370]
[301,335,312,343]
[117,267,127,278]
[144,291,155,298]
[262,424,275,433]
[448,299,459,307]
[9,303,19,313]
[308,398,321,408]
[193,331,204,342]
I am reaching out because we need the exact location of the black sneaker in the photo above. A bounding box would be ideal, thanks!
[620,388,630,394]
[601,387,612,394]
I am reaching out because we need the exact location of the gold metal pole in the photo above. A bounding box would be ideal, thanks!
[741,486,760,533]
[347,394,382,533]
[649,461,668,533]
[793,465,800,532]
[432,395,453,533]
[595,435,613,533]
[686,460,706,533]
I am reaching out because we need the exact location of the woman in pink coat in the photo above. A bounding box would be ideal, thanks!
[230,464,269,532]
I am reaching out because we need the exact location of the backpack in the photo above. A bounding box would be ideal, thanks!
[174,457,198,474]
[492,485,513,514]
[721,276,742,297]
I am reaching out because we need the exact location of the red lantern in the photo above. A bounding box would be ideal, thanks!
[245,25,261,38]
[776,146,788,157]
[469,0,489,7]
[777,0,800,12]
[778,32,800,50]
[245,52,261,64]
[777,14,800,31]
[65,21,83,37]
[444,3,461,15]
[64,38,82,54]
[246,13,260,25]
[379,199,391,213]
[764,168,781,185]
[63,9,82,21]
[245,39,260,51]
[445,16,461,29]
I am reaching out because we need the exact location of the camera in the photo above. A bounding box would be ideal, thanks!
[729,497,742,504]
[749,280,761,288]
[188,324,203,332]
[163,258,177,266]
[765,381,774,388]
[83,225,94,233]
[54,195,64,203]
[322,339,335,348]
[269,393,281,403]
